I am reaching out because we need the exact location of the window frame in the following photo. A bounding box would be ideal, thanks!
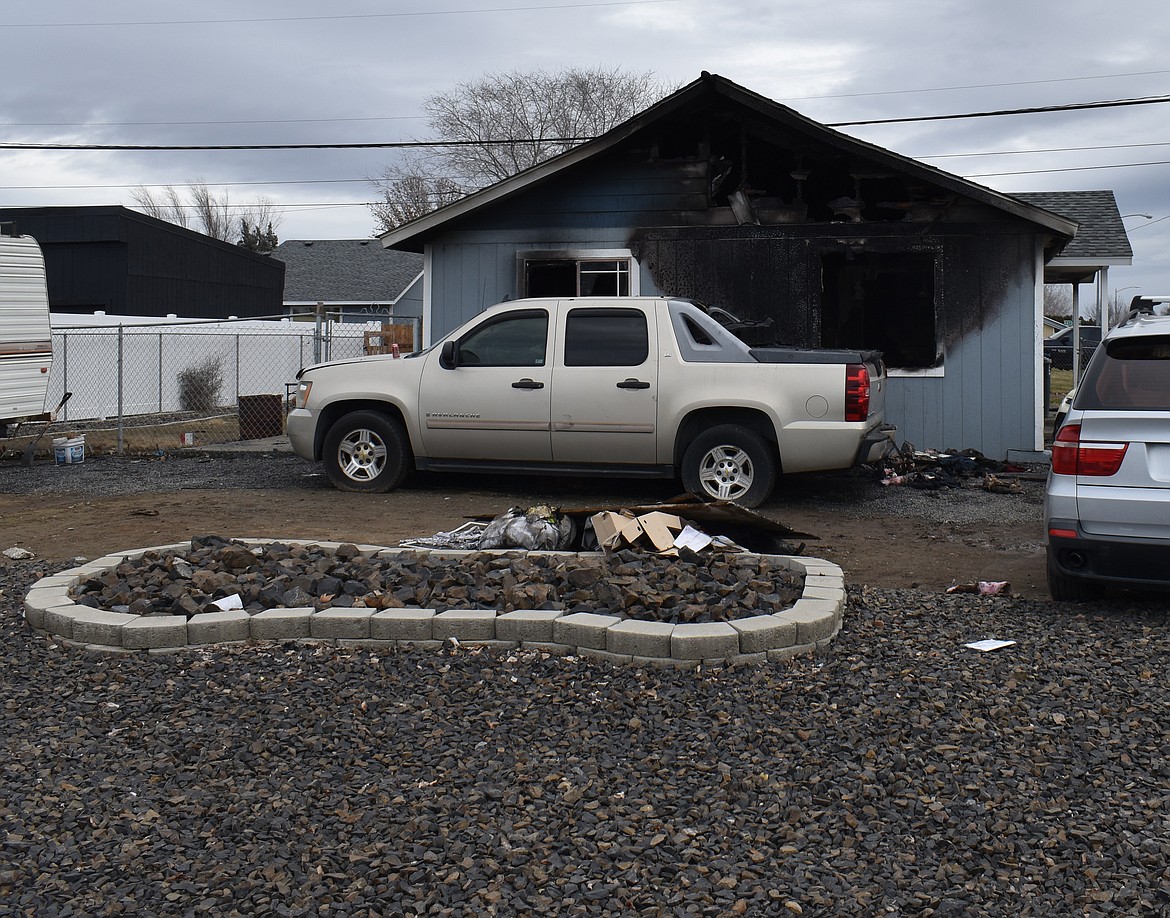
[517,249,639,298]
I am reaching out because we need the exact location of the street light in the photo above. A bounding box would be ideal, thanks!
[1121,213,1153,219]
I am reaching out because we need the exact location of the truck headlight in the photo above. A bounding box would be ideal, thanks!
[294,381,312,409]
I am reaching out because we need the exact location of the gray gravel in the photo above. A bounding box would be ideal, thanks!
[3,455,1169,915]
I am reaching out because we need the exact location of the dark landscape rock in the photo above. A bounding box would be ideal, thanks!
[4,559,1170,916]
[67,539,806,624]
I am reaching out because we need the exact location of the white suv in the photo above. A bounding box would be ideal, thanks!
[1045,303,1170,600]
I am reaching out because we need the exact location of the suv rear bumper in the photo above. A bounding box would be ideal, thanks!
[1047,519,1170,591]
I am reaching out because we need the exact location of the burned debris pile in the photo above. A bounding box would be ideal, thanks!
[877,444,1032,493]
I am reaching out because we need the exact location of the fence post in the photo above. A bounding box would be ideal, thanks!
[235,334,241,402]
[61,331,69,421]
[117,325,125,456]
[158,333,163,414]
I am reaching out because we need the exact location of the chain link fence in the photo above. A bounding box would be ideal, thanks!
[38,314,420,455]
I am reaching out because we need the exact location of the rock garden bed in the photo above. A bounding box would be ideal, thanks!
[24,536,847,666]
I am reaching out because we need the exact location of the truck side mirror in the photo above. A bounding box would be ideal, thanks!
[440,340,458,369]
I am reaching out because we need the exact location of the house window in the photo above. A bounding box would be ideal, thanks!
[522,253,634,297]
[820,252,938,369]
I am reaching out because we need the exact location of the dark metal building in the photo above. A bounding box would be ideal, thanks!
[0,205,285,319]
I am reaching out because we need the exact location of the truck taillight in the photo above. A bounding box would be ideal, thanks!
[1051,424,1128,476]
[845,364,870,422]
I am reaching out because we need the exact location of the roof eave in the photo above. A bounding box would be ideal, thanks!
[380,72,1080,250]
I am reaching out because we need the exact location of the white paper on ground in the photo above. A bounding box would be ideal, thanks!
[211,594,244,611]
[964,639,1016,652]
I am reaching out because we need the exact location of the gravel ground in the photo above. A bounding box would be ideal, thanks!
[3,456,1170,916]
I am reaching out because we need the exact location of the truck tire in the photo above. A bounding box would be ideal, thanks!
[681,424,777,507]
[323,410,412,493]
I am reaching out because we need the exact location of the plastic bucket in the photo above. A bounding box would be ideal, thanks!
[53,435,85,465]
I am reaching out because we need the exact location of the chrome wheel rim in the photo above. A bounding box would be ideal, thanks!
[697,445,754,501]
[337,427,387,482]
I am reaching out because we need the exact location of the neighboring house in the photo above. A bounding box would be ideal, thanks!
[271,239,423,326]
[0,205,284,319]
[379,71,1130,459]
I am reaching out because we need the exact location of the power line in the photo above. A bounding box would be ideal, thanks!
[0,138,592,151]
[0,116,422,128]
[965,159,1170,178]
[828,95,1170,127]
[784,68,1170,101]
[5,95,1169,152]
[916,140,1170,159]
[4,0,681,28]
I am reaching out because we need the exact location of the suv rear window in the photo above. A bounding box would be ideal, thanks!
[1077,335,1170,411]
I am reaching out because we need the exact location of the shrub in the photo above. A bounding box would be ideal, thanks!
[178,356,224,413]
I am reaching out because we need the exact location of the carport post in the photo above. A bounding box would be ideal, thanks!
[314,301,324,364]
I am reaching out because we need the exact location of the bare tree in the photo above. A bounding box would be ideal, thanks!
[1084,291,1132,326]
[370,66,669,232]
[130,185,189,228]
[129,181,283,244]
[1043,285,1073,319]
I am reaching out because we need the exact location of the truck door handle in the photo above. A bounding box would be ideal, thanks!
[511,378,544,389]
[616,378,651,390]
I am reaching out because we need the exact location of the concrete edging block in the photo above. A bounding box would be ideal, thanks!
[71,609,138,646]
[187,610,252,645]
[607,619,675,658]
[122,616,188,650]
[775,597,841,644]
[671,622,740,660]
[496,609,562,643]
[553,612,620,650]
[433,609,496,642]
[311,608,373,640]
[250,607,313,640]
[730,614,798,654]
[42,604,84,640]
[371,608,435,641]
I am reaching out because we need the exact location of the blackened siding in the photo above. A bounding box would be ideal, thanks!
[422,148,1048,457]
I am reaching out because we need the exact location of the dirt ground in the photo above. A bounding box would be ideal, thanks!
[0,458,1052,600]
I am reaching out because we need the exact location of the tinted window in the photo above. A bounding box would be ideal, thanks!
[1078,335,1170,410]
[564,308,648,366]
[457,311,548,367]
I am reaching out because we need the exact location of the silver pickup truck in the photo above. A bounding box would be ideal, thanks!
[287,296,895,507]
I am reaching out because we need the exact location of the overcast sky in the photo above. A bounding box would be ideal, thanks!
[3,0,1168,305]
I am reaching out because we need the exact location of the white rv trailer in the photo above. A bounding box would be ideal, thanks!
[0,235,53,430]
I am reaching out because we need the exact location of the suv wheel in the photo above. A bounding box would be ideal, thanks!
[681,424,777,507]
[323,410,412,493]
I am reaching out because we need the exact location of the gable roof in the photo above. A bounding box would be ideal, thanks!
[1011,190,1132,284]
[272,239,422,302]
[381,71,1078,252]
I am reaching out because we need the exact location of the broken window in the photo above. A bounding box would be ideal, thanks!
[820,252,938,369]
[523,255,632,297]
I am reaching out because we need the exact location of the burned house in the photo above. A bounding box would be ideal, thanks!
[381,72,1088,459]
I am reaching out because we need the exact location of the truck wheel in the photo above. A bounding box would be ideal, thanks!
[1046,548,1102,602]
[682,424,777,507]
[323,411,412,493]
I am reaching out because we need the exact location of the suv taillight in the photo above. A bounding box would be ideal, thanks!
[845,364,870,422]
[1051,423,1128,476]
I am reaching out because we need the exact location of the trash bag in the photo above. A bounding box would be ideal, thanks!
[478,505,575,551]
